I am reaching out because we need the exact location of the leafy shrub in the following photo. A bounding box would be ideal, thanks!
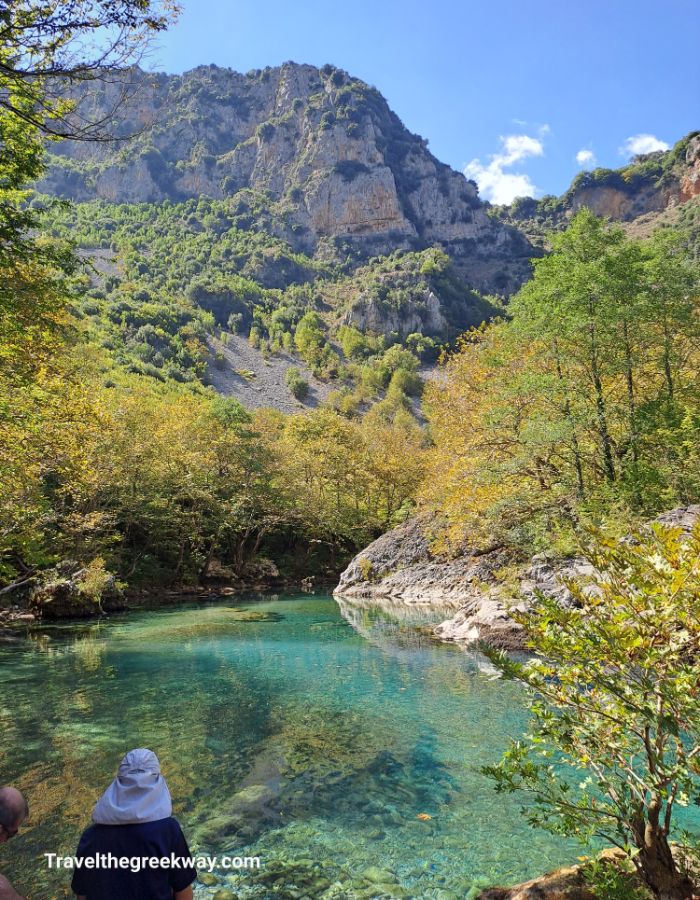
[78,558,113,604]
[326,388,360,418]
[294,311,325,356]
[376,344,419,386]
[285,366,309,401]
[330,68,345,87]
[337,324,371,359]
[358,556,374,581]
[581,859,649,900]
[387,366,422,398]
[405,332,439,361]
[256,121,275,142]
[81,299,101,316]
[227,312,243,333]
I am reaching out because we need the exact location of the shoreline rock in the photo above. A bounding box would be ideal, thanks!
[335,506,700,651]
[475,864,596,899]
[29,561,127,620]
[1,569,335,625]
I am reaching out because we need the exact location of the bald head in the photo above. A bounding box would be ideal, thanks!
[0,787,28,842]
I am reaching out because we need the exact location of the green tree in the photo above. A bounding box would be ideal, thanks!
[482,524,700,899]
[294,310,325,355]
[0,1,177,140]
[285,366,309,401]
[511,210,628,485]
[423,210,699,553]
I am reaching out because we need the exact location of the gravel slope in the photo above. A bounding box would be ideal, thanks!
[204,333,334,413]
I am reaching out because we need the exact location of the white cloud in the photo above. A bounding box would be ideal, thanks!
[621,134,670,157]
[499,134,544,165]
[576,148,596,167]
[464,132,545,204]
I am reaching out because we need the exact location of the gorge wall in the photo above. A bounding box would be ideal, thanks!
[40,62,533,295]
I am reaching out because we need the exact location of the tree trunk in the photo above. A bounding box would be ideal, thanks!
[622,319,639,465]
[634,816,696,899]
[198,541,215,582]
[587,308,615,483]
[662,316,674,401]
[553,339,585,499]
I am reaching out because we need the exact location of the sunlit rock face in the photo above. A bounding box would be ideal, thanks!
[680,134,700,201]
[337,506,700,652]
[38,62,533,295]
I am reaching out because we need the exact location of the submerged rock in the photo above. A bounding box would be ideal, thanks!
[362,866,398,884]
[196,779,282,844]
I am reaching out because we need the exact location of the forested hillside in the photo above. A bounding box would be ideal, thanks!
[43,198,494,414]
[33,67,699,418]
[32,62,531,416]
[3,12,700,611]
[39,63,533,293]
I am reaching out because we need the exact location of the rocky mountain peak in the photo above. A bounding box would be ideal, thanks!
[39,61,532,294]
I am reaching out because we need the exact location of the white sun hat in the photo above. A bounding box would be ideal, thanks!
[92,748,173,825]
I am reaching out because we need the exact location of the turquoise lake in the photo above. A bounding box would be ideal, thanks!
[0,592,583,899]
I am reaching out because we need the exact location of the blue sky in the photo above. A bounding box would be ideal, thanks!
[149,0,700,202]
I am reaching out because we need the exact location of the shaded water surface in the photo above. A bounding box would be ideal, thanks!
[0,593,581,898]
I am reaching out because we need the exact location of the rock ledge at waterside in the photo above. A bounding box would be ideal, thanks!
[334,507,700,651]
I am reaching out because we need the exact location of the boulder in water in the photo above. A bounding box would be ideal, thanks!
[30,561,125,619]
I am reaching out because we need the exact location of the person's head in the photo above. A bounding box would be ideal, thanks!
[0,787,28,843]
[92,748,172,826]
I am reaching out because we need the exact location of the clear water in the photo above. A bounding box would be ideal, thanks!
[0,593,583,899]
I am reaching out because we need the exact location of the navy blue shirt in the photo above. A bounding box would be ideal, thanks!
[71,817,197,899]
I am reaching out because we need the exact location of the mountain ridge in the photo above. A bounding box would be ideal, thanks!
[38,64,699,415]
[496,130,700,245]
[40,61,533,295]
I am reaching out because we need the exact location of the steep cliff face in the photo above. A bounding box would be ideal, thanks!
[500,131,700,241]
[679,133,700,201]
[39,62,532,294]
[565,135,700,219]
